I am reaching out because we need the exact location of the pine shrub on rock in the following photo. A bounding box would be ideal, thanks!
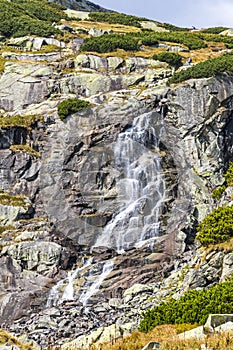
[139,278,233,332]
[196,205,233,246]
[152,52,183,69]
[224,162,233,186]
[57,98,90,121]
[81,33,140,53]
[212,162,233,200]
[169,53,233,83]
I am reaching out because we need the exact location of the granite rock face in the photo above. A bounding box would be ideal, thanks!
[0,45,233,347]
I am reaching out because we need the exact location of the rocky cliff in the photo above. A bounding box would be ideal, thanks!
[50,0,110,12]
[0,11,233,349]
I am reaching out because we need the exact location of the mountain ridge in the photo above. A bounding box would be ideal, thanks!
[49,0,111,12]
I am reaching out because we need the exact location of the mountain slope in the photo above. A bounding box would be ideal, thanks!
[49,0,111,12]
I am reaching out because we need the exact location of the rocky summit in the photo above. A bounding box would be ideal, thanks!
[0,1,233,349]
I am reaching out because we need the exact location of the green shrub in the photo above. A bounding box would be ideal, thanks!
[139,278,233,332]
[212,162,233,199]
[169,53,233,84]
[140,35,159,46]
[140,31,206,50]
[212,185,226,200]
[0,0,65,38]
[201,27,229,34]
[88,12,149,27]
[57,98,90,121]
[160,23,190,32]
[196,205,233,246]
[81,29,207,53]
[196,32,233,46]
[224,162,233,186]
[152,52,183,69]
[81,33,140,53]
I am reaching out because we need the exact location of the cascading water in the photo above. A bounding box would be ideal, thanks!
[93,112,166,252]
[79,259,115,306]
[46,257,93,307]
[46,112,165,309]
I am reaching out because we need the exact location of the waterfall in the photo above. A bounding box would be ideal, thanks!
[93,112,166,252]
[46,112,165,309]
[79,259,115,306]
[46,280,65,308]
[46,257,93,307]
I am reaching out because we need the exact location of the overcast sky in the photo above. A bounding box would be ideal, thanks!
[93,0,233,29]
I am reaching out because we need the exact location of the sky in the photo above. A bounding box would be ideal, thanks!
[93,0,233,29]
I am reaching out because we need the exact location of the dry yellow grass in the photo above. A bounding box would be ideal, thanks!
[81,41,228,65]
[78,325,233,350]
[0,56,6,73]
[0,329,35,350]
[62,19,140,34]
[202,237,233,255]
[10,144,41,158]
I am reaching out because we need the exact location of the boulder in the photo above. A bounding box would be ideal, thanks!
[179,314,233,340]
[61,323,133,349]
[124,284,153,301]
[178,326,205,340]
[0,204,30,224]
[89,28,111,37]
[214,321,233,333]
[141,342,161,350]
[140,21,168,32]
[64,9,90,20]
[107,56,124,71]
[75,54,108,71]
[2,241,67,274]
[58,72,145,97]
[205,314,233,330]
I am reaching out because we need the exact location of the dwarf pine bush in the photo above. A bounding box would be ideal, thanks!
[139,278,233,332]
[57,98,90,121]
[196,205,233,246]
[152,52,183,69]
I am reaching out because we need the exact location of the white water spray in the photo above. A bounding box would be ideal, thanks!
[93,112,166,252]
[46,257,93,307]
[79,259,114,306]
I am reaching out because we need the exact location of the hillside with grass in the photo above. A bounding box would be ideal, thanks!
[0,0,66,38]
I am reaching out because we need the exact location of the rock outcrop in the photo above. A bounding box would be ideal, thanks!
[0,31,233,349]
[50,0,110,12]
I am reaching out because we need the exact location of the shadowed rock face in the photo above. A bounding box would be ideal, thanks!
[50,0,111,12]
[0,48,233,346]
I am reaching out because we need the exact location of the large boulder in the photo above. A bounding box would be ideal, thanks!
[2,241,67,274]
